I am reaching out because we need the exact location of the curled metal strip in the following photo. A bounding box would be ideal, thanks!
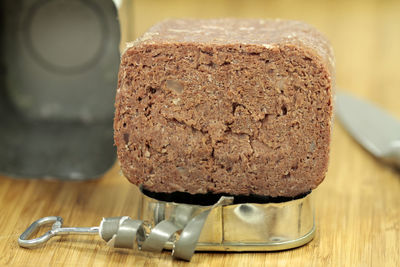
[99,216,127,242]
[141,220,181,252]
[100,217,181,255]
[114,218,145,249]
[172,209,211,260]
[98,197,233,260]
[19,197,233,261]
[173,196,234,261]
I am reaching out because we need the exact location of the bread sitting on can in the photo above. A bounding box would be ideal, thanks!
[114,19,334,198]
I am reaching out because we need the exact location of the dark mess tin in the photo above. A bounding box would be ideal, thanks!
[0,0,120,179]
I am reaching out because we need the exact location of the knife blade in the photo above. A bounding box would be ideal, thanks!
[336,92,400,168]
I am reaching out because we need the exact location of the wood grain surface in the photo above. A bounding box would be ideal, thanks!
[1,0,399,266]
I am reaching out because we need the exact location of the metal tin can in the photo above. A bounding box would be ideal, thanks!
[138,190,315,251]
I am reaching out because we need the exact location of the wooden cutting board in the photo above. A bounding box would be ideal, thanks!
[0,122,399,266]
[1,0,399,266]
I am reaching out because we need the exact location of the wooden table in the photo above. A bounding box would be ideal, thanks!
[1,0,399,266]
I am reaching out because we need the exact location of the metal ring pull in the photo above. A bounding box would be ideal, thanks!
[19,216,63,248]
[18,216,99,248]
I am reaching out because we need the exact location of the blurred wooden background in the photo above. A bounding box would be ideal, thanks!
[1,0,399,266]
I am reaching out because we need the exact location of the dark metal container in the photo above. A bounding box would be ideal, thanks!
[0,0,121,179]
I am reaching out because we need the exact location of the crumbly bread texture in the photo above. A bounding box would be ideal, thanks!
[114,19,334,197]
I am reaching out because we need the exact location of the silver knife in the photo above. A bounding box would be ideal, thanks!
[336,92,400,168]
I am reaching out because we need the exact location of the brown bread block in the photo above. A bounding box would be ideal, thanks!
[114,19,334,197]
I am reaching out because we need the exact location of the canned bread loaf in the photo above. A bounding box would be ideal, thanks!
[114,19,334,198]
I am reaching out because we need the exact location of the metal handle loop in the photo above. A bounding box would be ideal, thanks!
[18,216,63,248]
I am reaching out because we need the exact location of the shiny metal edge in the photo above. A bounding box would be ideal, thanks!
[138,191,316,252]
[180,225,315,251]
